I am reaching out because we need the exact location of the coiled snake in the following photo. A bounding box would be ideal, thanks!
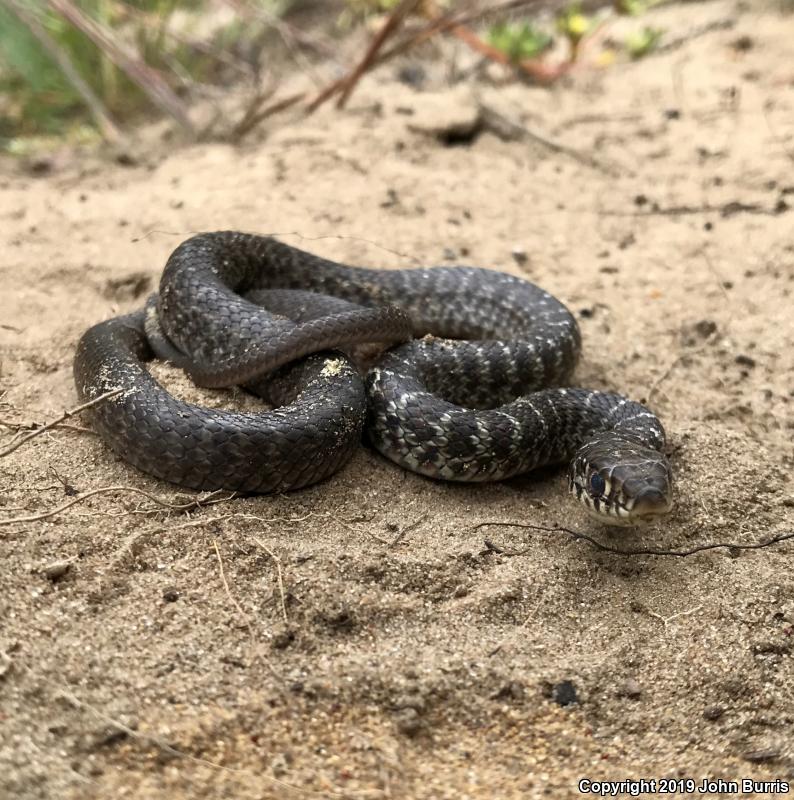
[74,231,673,525]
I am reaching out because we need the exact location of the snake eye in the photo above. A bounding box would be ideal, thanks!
[589,473,606,498]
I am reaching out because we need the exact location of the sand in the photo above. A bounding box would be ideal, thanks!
[1,1,793,797]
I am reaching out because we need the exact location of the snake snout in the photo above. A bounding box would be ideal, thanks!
[629,485,672,518]
[619,458,673,522]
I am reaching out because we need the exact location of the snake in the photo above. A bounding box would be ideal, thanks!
[73,231,673,525]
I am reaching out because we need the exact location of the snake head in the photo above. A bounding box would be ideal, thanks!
[569,433,673,526]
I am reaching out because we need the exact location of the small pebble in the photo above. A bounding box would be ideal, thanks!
[115,151,138,167]
[703,706,725,721]
[272,628,296,650]
[394,707,423,737]
[618,678,642,699]
[396,64,426,88]
[41,561,71,582]
[511,247,528,266]
[694,319,717,338]
[743,748,780,764]
[320,605,354,632]
[270,752,292,777]
[493,681,525,703]
[380,188,399,208]
[551,680,578,707]
[0,651,11,680]
[618,233,636,250]
[28,158,53,175]
[732,35,754,51]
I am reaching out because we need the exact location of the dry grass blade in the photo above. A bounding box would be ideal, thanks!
[47,0,195,135]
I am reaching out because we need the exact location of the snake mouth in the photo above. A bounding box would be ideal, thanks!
[629,486,673,519]
[570,475,673,527]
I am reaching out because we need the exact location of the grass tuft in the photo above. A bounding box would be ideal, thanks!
[0,0,286,148]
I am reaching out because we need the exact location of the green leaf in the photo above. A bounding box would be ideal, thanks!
[487,21,553,62]
[625,26,663,59]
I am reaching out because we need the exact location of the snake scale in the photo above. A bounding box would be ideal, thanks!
[74,231,673,525]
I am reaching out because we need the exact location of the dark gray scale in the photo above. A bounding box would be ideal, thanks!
[74,231,672,522]
[74,310,366,493]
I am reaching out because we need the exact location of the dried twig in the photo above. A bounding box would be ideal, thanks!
[0,389,122,458]
[478,103,621,176]
[339,0,421,109]
[308,0,559,111]
[476,521,794,558]
[378,0,548,63]
[309,0,421,112]
[230,90,306,142]
[648,603,703,628]
[0,485,234,527]
[388,513,428,548]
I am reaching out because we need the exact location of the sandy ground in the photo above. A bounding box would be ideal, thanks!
[2,1,794,797]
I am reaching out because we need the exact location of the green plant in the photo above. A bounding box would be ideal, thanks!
[0,6,82,132]
[625,25,663,59]
[556,3,592,61]
[0,0,281,147]
[487,21,552,63]
[614,0,646,14]
[614,0,665,14]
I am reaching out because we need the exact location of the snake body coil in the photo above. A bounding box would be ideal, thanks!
[74,232,672,524]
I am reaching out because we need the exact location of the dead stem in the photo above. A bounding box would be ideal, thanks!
[0,389,122,458]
